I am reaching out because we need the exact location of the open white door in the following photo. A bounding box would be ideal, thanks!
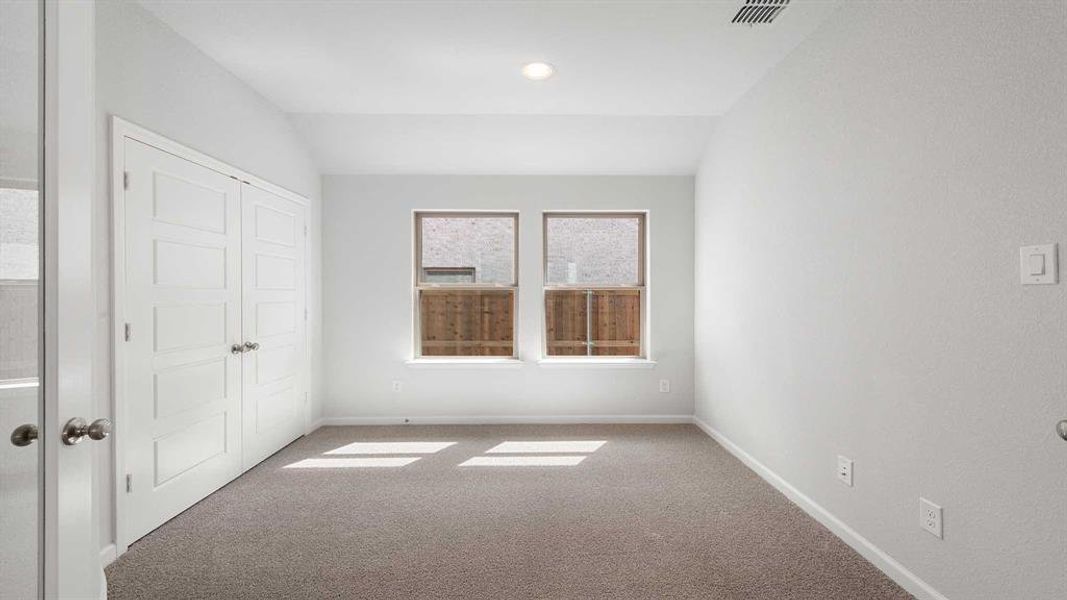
[0,2,45,597]
[42,1,103,598]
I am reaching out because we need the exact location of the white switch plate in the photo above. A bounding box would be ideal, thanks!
[919,497,943,539]
[658,379,670,393]
[1020,244,1057,285]
[391,380,402,392]
[836,456,853,487]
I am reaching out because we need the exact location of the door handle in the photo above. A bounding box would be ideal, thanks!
[231,343,245,354]
[10,424,38,447]
[61,418,112,446]
[243,341,260,352]
[1057,420,1067,442]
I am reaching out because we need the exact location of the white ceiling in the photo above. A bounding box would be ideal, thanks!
[138,0,840,174]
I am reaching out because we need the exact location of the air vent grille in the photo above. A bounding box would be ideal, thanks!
[732,0,790,25]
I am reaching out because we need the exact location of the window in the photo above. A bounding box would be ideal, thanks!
[543,213,646,357]
[414,212,518,357]
[0,186,40,383]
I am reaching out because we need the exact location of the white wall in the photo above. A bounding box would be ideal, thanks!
[93,0,322,556]
[323,175,694,421]
[694,2,1066,600]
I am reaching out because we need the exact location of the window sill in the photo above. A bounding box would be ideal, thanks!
[537,358,657,369]
[405,358,524,369]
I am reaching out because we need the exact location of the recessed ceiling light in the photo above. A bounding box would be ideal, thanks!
[521,62,555,81]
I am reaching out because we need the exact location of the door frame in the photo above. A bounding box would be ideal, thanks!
[109,117,311,555]
[41,0,103,596]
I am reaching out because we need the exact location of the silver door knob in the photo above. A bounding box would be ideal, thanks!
[10,424,38,447]
[231,343,245,354]
[1057,420,1067,442]
[243,341,260,351]
[61,418,112,446]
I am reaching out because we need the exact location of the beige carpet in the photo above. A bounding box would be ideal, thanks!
[105,424,912,599]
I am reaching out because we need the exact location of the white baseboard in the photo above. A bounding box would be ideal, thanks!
[100,543,117,568]
[691,416,949,600]
[320,414,694,426]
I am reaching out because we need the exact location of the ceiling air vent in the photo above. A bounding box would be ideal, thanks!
[731,0,790,25]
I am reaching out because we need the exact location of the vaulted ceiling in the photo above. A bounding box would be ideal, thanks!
[139,0,840,174]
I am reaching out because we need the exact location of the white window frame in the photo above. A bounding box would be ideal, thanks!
[412,210,520,359]
[541,211,648,360]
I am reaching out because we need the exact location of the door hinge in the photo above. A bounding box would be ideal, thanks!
[123,171,129,190]
[304,224,308,237]
[124,322,132,341]
[125,474,132,493]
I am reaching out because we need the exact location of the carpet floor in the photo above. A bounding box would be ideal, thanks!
[105,424,913,599]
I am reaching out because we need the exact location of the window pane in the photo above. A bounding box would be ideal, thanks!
[545,290,588,356]
[545,215,641,285]
[0,189,39,381]
[590,290,641,356]
[420,215,515,285]
[420,289,514,356]
[545,289,641,357]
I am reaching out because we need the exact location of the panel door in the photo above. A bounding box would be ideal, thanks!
[0,0,42,593]
[122,138,243,544]
[240,183,306,470]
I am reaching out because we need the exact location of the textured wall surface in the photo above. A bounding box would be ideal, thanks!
[695,2,1067,599]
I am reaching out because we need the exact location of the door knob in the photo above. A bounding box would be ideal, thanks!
[231,343,245,354]
[10,424,38,447]
[1057,420,1067,442]
[243,341,260,351]
[61,418,112,446]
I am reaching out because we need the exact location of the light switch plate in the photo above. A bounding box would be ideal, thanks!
[1020,244,1057,285]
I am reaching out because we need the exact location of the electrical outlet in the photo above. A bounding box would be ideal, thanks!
[391,380,402,392]
[658,379,670,393]
[836,456,853,487]
[920,498,943,539]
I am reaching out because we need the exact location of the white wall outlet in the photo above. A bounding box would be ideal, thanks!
[836,456,853,487]
[920,497,943,539]
[391,380,402,392]
[658,379,670,393]
[1020,244,1058,285]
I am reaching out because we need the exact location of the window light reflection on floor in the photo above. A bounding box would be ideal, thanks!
[324,441,456,455]
[459,456,587,467]
[485,441,606,454]
[283,457,421,469]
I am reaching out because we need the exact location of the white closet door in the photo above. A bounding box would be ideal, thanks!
[122,139,242,544]
[240,183,306,470]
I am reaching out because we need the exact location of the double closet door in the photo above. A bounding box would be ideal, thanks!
[119,135,307,547]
